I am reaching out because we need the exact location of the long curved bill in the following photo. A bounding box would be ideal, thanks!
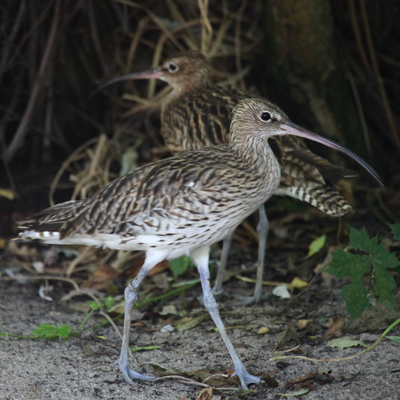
[91,67,162,96]
[281,121,383,186]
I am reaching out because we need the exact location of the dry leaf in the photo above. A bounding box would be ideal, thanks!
[326,316,344,339]
[197,387,213,400]
[81,264,119,290]
[298,319,312,330]
[275,324,299,349]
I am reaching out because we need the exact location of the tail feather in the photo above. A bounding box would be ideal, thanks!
[18,199,85,234]
[276,182,353,217]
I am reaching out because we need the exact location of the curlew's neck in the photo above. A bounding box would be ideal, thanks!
[230,128,281,187]
[161,72,212,122]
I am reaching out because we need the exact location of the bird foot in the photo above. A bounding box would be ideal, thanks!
[230,292,271,306]
[114,359,155,384]
[231,364,263,390]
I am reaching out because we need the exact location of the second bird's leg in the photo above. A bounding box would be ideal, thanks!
[234,205,269,305]
[254,205,269,302]
[117,252,166,384]
[212,232,233,296]
[191,246,262,390]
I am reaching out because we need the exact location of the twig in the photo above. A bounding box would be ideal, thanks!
[5,0,61,161]
[66,246,95,278]
[234,0,248,91]
[341,52,372,155]
[88,0,109,76]
[49,137,99,206]
[198,0,213,54]
[348,0,370,73]
[0,0,27,81]
[270,317,400,363]
[0,275,80,292]
[360,0,400,153]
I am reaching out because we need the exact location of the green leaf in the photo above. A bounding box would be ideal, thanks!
[328,226,400,321]
[130,345,162,352]
[102,296,117,311]
[327,249,371,321]
[349,227,379,254]
[386,336,400,344]
[326,250,370,279]
[327,337,368,350]
[169,255,193,278]
[390,223,400,241]
[56,324,72,339]
[308,234,326,257]
[341,282,372,320]
[119,146,139,176]
[31,323,72,340]
[374,263,397,312]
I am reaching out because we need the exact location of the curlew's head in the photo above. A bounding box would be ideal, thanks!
[231,98,383,186]
[94,52,212,95]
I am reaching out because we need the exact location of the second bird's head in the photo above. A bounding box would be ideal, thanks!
[95,52,212,94]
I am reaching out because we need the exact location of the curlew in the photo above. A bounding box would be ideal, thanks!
[19,98,382,390]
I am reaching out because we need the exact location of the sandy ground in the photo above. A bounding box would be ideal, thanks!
[1,264,399,400]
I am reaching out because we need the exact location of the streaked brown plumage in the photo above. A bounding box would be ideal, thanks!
[97,52,357,303]
[19,99,381,390]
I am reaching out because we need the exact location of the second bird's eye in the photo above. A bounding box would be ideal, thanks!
[260,111,272,121]
[168,63,178,72]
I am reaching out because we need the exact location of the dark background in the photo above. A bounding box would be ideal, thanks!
[1,0,399,236]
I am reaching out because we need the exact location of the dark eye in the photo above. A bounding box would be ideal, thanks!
[260,111,271,121]
[168,63,178,73]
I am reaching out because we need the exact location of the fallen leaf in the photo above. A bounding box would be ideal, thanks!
[160,324,174,333]
[81,264,119,290]
[159,305,178,315]
[287,277,309,290]
[275,325,299,349]
[327,337,368,350]
[153,272,170,290]
[197,387,213,400]
[331,370,359,381]
[326,316,344,339]
[308,234,326,257]
[273,285,291,299]
[288,372,316,385]
[0,188,15,200]
[258,327,269,334]
[8,241,41,259]
[387,336,400,343]
[176,314,209,332]
[130,345,162,352]
[276,389,310,396]
[298,319,312,330]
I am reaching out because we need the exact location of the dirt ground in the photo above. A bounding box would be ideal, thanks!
[1,246,399,400]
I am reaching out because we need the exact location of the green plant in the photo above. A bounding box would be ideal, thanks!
[327,224,400,321]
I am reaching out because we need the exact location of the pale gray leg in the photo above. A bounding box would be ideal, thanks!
[191,246,262,390]
[117,252,166,384]
[212,232,233,295]
[234,205,269,305]
[254,205,269,302]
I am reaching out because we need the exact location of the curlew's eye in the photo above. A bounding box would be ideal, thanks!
[260,111,272,122]
[168,62,178,73]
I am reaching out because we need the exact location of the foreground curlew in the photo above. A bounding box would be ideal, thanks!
[19,99,382,390]
[96,52,359,304]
